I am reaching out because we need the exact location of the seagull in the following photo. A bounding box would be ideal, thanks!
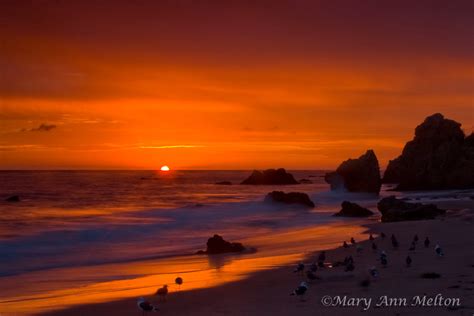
[343,241,349,248]
[406,255,412,267]
[317,251,326,267]
[369,234,374,241]
[380,251,388,267]
[290,282,308,301]
[137,297,159,315]
[155,285,168,302]
[435,244,444,257]
[309,262,318,272]
[409,241,416,251]
[391,234,399,248]
[413,235,419,243]
[294,262,305,274]
[424,237,430,248]
[345,261,355,272]
[175,277,183,290]
[350,237,356,245]
[371,243,378,252]
[369,266,379,278]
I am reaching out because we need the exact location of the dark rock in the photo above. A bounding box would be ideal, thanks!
[264,191,315,208]
[197,234,245,254]
[215,181,232,185]
[377,196,446,222]
[420,272,441,279]
[324,150,382,194]
[299,179,313,184]
[383,113,474,190]
[241,168,298,185]
[334,201,374,217]
[5,195,20,202]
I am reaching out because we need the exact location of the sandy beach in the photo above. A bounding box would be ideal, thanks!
[39,199,474,316]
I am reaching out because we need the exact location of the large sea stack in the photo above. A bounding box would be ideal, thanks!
[324,150,382,194]
[383,113,474,190]
[241,168,298,185]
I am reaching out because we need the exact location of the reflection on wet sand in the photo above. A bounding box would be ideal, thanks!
[0,222,365,315]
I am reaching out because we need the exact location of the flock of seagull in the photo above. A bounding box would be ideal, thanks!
[136,233,446,313]
[290,232,445,301]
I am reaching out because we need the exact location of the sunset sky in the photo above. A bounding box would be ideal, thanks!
[1,0,473,170]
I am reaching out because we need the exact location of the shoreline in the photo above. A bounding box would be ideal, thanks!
[37,200,474,316]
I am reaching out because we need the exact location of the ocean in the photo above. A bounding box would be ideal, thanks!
[1,170,469,314]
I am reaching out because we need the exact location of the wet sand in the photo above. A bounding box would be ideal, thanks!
[39,200,474,316]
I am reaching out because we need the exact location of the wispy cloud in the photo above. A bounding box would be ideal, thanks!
[139,145,205,149]
[22,123,57,132]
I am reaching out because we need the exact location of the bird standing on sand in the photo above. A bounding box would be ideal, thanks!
[380,251,388,267]
[290,282,308,301]
[350,237,356,245]
[391,234,399,248]
[294,262,305,274]
[137,297,159,315]
[435,244,444,257]
[369,234,374,241]
[317,251,326,267]
[381,232,386,239]
[406,255,412,267]
[175,277,183,290]
[409,241,416,251]
[345,261,355,272]
[369,266,379,278]
[413,235,419,243]
[424,237,430,248]
[155,285,168,302]
[343,241,349,248]
[309,262,318,273]
[371,243,377,252]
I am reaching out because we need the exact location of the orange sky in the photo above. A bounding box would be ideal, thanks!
[1,0,473,170]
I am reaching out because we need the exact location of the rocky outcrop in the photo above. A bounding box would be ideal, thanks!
[241,168,298,185]
[383,113,474,190]
[197,234,245,254]
[5,195,20,202]
[377,196,446,222]
[325,150,382,194]
[215,181,232,185]
[264,191,315,208]
[333,201,374,217]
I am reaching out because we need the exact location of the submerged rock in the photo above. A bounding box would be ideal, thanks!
[197,234,245,254]
[377,196,446,222]
[325,150,382,194]
[241,168,298,185]
[383,113,474,190]
[215,181,232,185]
[264,191,315,208]
[5,195,20,202]
[334,201,374,217]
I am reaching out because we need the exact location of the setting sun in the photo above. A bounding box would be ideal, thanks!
[160,165,170,172]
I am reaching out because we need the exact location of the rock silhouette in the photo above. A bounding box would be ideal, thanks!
[384,113,474,190]
[197,234,245,255]
[264,191,315,208]
[324,150,381,194]
[334,201,374,217]
[241,168,298,185]
[377,196,446,222]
